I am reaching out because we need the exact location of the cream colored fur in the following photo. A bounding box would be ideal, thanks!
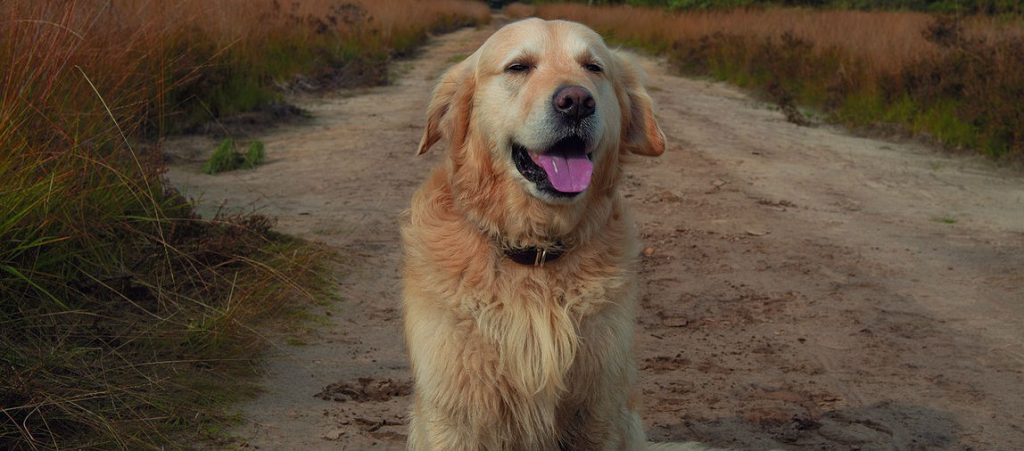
[401,19,697,451]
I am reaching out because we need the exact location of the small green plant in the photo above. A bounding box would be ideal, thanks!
[203,139,267,174]
[203,139,237,174]
[245,140,267,168]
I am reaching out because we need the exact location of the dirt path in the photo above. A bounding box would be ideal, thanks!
[167,20,1024,450]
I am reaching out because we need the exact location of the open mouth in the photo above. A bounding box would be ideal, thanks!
[511,136,593,198]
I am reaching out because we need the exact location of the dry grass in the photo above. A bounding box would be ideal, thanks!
[0,0,487,449]
[509,3,941,72]
[507,3,1024,159]
[3,0,490,133]
[509,2,1022,71]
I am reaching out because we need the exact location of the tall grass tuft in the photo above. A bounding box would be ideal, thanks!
[202,140,269,174]
[508,3,1024,160]
[0,0,488,448]
[245,141,267,169]
[204,139,241,174]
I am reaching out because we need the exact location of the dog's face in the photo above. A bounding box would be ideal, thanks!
[418,18,664,206]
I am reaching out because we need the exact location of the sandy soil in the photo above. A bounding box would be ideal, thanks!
[166,20,1024,451]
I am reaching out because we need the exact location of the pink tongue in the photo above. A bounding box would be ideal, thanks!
[533,150,593,193]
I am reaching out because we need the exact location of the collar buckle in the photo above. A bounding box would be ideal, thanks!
[503,241,565,267]
[533,248,548,267]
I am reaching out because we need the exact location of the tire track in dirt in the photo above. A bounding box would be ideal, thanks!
[167,19,1024,450]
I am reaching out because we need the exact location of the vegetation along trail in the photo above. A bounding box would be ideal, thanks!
[166,18,1024,450]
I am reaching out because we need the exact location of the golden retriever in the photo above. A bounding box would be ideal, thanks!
[401,18,708,451]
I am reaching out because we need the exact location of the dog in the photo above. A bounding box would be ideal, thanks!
[401,18,703,451]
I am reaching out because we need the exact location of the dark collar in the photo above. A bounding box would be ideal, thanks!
[503,241,566,267]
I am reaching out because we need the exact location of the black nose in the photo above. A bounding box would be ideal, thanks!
[552,85,595,121]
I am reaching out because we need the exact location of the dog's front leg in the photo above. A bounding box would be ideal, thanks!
[407,397,491,451]
[557,299,646,451]
[557,402,646,451]
[405,302,506,451]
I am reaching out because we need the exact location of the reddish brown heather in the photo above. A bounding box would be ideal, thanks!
[507,3,1021,74]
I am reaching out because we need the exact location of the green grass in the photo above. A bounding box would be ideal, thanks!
[245,141,267,168]
[203,140,267,174]
[204,139,239,174]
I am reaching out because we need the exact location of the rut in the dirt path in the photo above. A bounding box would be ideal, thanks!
[167,20,1024,451]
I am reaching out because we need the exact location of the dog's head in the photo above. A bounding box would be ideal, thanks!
[418,18,664,218]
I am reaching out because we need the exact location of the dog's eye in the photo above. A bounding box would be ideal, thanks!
[584,63,603,73]
[505,63,532,74]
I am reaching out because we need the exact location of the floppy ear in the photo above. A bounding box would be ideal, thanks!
[617,54,666,157]
[417,57,475,155]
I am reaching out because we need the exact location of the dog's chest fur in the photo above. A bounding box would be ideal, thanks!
[402,174,640,449]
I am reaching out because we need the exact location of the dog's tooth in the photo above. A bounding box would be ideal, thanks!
[552,161,559,173]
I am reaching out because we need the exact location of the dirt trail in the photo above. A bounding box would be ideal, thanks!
[167,20,1024,450]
